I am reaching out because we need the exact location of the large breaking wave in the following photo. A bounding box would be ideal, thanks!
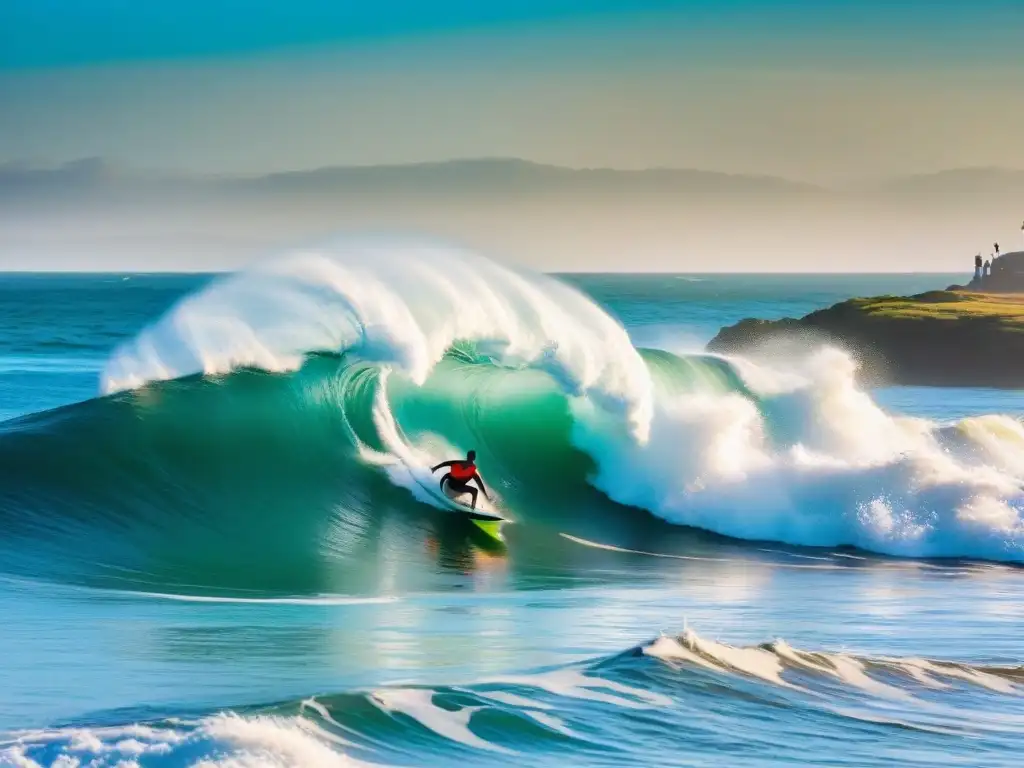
[1,237,1023,587]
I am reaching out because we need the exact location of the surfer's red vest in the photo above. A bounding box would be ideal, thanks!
[450,461,476,482]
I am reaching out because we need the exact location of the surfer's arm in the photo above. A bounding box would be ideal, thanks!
[430,461,455,473]
[473,473,490,498]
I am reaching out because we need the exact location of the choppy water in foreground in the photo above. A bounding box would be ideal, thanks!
[0,251,1021,767]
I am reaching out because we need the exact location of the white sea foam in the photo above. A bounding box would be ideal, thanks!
[647,630,798,690]
[130,592,399,606]
[644,629,1021,701]
[370,689,513,754]
[0,714,385,768]
[573,346,1024,561]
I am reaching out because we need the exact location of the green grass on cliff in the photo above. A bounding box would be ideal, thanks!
[849,291,1024,326]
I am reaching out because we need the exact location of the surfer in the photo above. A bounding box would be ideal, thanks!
[431,450,490,510]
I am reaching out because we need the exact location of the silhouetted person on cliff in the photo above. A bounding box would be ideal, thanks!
[994,242,1000,257]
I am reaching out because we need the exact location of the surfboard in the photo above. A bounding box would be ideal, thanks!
[438,479,508,540]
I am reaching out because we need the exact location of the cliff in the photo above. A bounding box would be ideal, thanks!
[962,250,1024,293]
[706,290,1024,387]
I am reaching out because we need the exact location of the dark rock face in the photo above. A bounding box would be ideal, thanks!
[973,251,1024,292]
[707,292,1024,388]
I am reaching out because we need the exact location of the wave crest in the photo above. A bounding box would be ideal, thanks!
[100,237,654,441]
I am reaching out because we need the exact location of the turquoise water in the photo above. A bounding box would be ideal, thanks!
[1,253,1022,767]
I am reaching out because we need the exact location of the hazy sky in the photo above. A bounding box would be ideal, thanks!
[2,0,1023,184]
[2,1,1023,272]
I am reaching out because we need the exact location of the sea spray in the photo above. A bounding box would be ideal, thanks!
[101,237,654,442]
[574,346,1024,559]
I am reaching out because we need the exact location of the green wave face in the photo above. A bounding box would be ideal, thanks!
[0,348,742,595]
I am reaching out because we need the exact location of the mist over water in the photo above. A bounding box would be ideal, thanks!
[5,160,1024,273]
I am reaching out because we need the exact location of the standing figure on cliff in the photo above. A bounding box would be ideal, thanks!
[994,242,1000,258]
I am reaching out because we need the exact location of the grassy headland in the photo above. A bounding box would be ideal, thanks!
[848,291,1024,325]
[707,289,1024,387]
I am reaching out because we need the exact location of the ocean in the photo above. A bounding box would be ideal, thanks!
[1,241,1022,767]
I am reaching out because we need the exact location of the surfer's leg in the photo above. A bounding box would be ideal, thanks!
[439,473,452,494]
[467,486,478,510]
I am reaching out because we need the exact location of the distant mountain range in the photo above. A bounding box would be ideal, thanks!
[1,158,1021,271]
[0,157,820,202]
[3,157,1022,204]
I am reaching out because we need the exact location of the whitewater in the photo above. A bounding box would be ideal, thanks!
[1,243,1022,768]
[98,238,1024,562]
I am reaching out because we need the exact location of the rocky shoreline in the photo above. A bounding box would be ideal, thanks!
[706,289,1024,388]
